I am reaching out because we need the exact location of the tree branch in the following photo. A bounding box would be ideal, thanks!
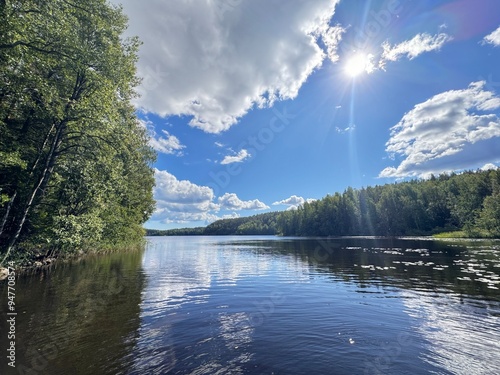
[0,41,75,60]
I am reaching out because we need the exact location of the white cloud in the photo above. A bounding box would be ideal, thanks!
[273,195,316,210]
[273,195,306,206]
[321,25,345,63]
[149,130,185,156]
[221,212,240,220]
[152,169,268,223]
[481,163,498,171]
[380,81,500,178]
[340,31,452,74]
[115,0,341,133]
[138,118,186,156]
[220,149,251,165]
[152,169,219,223]
[483,25,500,46]
[218,193,269,211]
[381,32,453,64]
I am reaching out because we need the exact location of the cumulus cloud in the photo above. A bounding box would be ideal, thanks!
[149,130,186,156]
[152,169,218,223]
[139,118,186,156]
[380,32,453,65]
[273,195,316,210]
[152,169,268,223]
[115,0,341,133]
[481,163,499,171]
[321,25,345,63]
[220,149,251,165]
[379,81,500,178]
[483,25,500,46]
[273,195,306,206]
[218,193,269,211]
[341,31,452,74]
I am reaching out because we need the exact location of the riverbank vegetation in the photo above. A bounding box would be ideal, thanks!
[0,0,155,265]
[148,169,500,239]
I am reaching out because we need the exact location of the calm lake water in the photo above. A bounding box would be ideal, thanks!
[1,235,500,374]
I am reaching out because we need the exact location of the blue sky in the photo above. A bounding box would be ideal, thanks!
[113,0,500,229]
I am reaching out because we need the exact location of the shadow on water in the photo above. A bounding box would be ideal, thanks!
[220,236,500,302]
[0,248,146,375]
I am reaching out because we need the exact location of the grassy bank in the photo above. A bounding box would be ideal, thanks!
[432,230,498,239]
[1,238,147,271]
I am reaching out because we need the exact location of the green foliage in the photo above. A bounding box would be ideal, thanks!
[146,212,281,236]
[204,212,280,235]
[432,231,469,239]
[478,193,500,237]
[149,171,500,239]
[0,0,155,262]
[278,169,500,238]
[146,227,206,236]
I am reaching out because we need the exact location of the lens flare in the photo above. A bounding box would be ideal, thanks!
[344,53,372,77]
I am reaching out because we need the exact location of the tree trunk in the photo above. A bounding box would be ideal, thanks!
[1,121,65,265]
[0,191,17,238]
[0,71,85,265]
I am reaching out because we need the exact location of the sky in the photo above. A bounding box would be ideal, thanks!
[111,0,500,229]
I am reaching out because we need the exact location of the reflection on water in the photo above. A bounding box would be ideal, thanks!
[1,236,499,374]
[0,249,145,375]
[403,290,500,375]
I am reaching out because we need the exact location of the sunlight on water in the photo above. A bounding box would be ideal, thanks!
[403,290,500,374]
[1,236,499,375]
[125,236,500,374]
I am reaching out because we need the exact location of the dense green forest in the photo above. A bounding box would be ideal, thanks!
[204,212,281,235]
[278,170,500,237]
[149,170,500,238]
[0,0,155,265]
[146,227,206,237]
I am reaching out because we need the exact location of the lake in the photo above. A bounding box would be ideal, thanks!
[1,235,500,374]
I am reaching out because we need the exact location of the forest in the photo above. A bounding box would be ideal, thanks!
[146,212,281,236]
[149,169,500,238]
[277,169,500,237]
[0,0,155,265]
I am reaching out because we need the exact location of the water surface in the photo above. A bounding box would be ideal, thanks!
[1,236,500,374]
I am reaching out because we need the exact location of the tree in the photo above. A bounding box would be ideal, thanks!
[477,193,500,237]
[0,0,155,262]
[273,169,500,238]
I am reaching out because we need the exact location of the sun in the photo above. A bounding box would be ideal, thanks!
[344,53,372,78]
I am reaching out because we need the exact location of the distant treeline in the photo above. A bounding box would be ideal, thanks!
[278,169,500,237]
[147,169,500,238]
[146,212,281,236]
[146,227,205,236]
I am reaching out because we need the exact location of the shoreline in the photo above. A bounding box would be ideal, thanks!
[0,241,146,280]
[2,234,498,281]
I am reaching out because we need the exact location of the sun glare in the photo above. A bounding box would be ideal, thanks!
[344,53,371,78]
